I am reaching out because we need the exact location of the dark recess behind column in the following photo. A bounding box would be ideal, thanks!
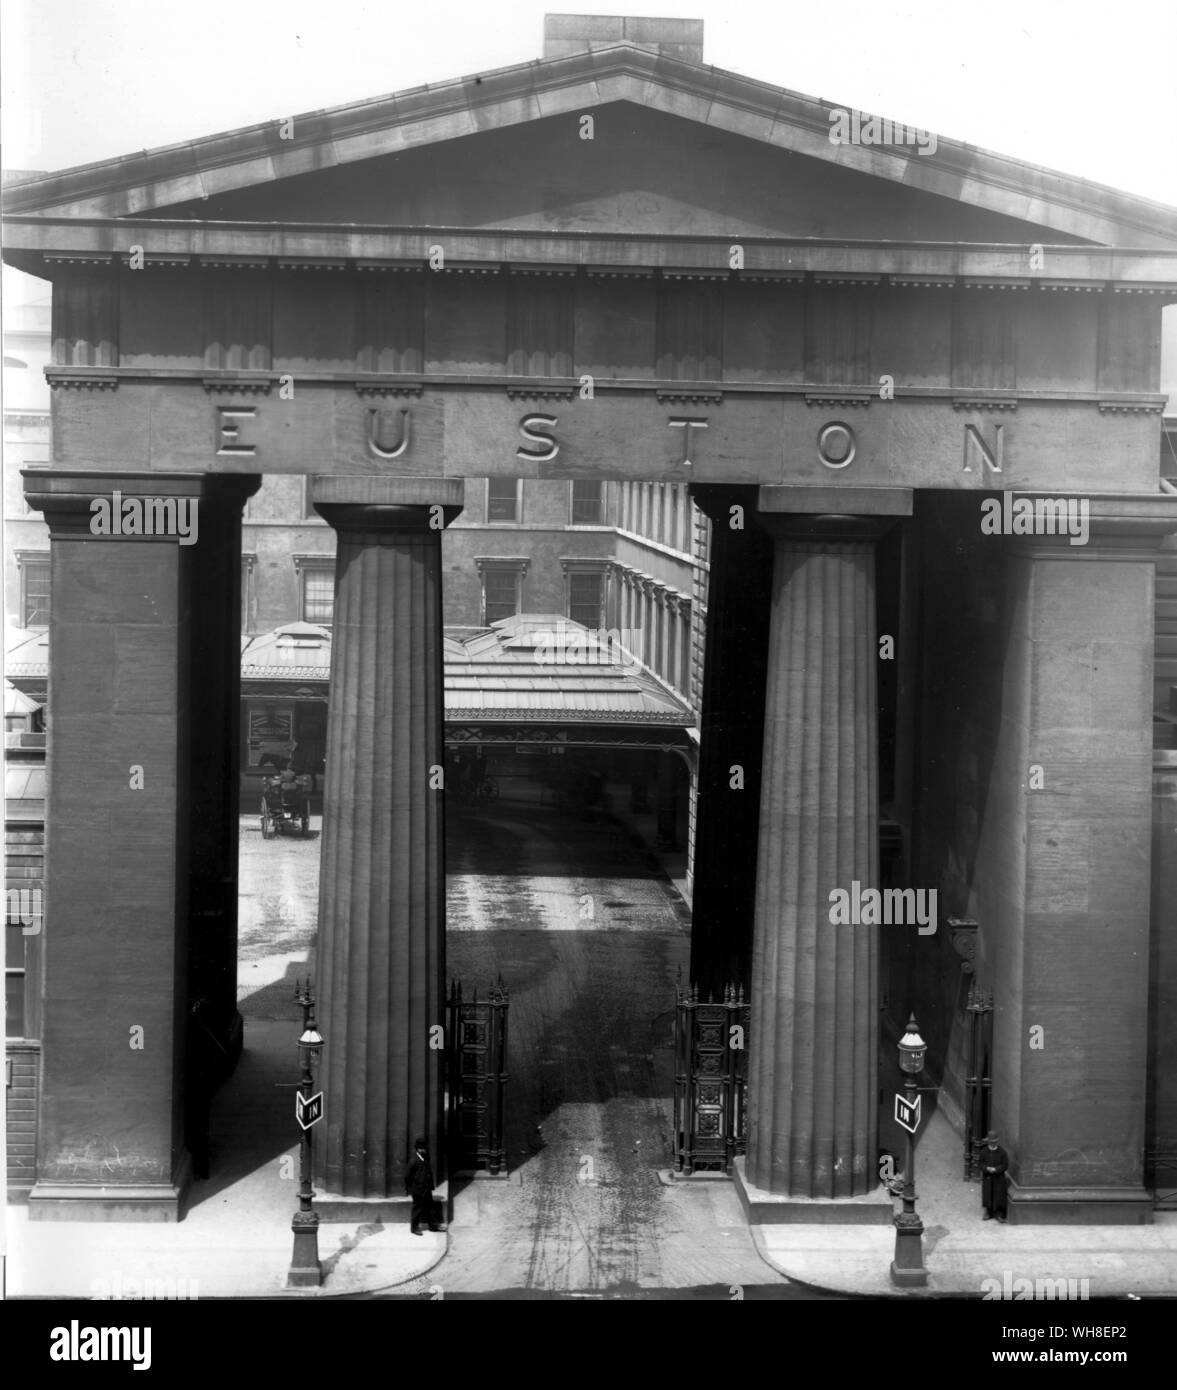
[688,485,772,998]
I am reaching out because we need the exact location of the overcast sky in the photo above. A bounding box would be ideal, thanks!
[3,0,1176,206]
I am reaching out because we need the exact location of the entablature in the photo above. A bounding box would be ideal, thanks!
[6,218,1177,291]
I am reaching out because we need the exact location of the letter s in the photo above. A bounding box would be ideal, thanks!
[517,414,559,462]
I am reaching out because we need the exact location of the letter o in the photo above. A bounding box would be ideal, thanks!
[818,421,856,470]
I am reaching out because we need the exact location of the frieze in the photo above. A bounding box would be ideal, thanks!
[41,381,1166,493]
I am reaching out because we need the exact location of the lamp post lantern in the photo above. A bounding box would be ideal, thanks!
[890,1012,928,1288]
[287,977,324,1289]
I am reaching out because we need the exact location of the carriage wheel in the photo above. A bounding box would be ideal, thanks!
[260,801,275,839]
[300,806,311,837]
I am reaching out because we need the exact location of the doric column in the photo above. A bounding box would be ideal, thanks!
[747,489,907,1199]
[22,471,242,1218]
[310,477,463,1198]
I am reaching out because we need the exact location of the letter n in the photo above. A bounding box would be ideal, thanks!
[963,423,1003,476]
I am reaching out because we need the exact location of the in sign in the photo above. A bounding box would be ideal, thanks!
[894,1092,921,1135]
[296,1090,324,1131]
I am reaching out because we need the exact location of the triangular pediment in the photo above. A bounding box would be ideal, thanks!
[5,43,1177,249]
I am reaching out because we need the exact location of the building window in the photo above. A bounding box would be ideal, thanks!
[486,478,521,524]
[568,571,604,629]
[5,923,27,1037]
[570,480,604,526]
[475,557,528,626]
[18,554,50,628]
[483,571,519,624]
[299,563,335,626]
[241,555,256,634]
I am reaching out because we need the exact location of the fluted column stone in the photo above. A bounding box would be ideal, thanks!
[748,513,888,1199]
[311,477,462,1198]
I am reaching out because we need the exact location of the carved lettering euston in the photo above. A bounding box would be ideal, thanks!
[178,394,1149,491]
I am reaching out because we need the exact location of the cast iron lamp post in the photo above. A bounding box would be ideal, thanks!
[890,1013,928,1288]
[287,977,324,1288]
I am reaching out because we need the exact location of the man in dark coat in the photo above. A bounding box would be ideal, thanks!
[981,1130,1010,1222]
[404,1136,436,1236]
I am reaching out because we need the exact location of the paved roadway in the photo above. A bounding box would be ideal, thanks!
[237,798,822,1296]
[434,801,810,1296]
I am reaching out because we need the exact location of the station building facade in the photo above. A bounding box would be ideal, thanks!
[4,14,1177,1223]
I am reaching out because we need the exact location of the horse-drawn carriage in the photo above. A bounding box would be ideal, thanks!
[259,769,313,839]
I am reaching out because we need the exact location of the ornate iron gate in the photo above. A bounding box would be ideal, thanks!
[445,978,509,1176]
[963,983,994,1180]
[672,982,749,1175]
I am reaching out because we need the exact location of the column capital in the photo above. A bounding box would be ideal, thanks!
[752,485,910,545]
[310,475,464,533]
[21,470,248,540]
[757,485,913,518]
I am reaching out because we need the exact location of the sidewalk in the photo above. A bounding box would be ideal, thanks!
[6,1021,446,1299]
[753,1108,1177,1299]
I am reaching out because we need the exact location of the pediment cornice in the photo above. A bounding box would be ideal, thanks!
[5,44,1177,249]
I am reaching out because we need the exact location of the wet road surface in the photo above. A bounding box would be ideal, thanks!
[436,801,796,1295]
[235,799,809,1295]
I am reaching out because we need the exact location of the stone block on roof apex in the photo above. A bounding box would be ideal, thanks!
[542,14,705,65]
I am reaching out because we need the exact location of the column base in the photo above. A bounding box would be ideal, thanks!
[1007,1183,1153,1225]
[27,1152,193,1222]
[732,1157,893,1224]
[314,1179,450,1225]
